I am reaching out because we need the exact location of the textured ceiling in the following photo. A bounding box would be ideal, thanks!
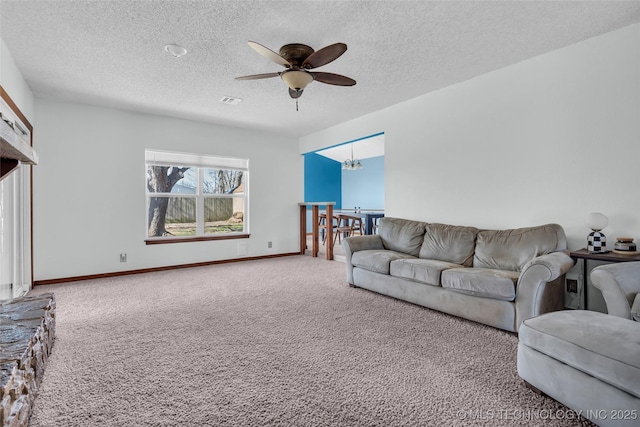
[316,134,385,162]
[1,1,639,138]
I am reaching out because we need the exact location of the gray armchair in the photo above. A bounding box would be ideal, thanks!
[591,261,640,320]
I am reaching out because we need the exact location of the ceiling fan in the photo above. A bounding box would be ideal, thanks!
[236,41,356,109]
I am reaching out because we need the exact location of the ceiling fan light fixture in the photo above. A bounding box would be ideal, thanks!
[164,44,187,58]
[281,70,314,90]
[236,41,354,108]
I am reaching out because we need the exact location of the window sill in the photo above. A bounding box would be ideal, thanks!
[145,233,250,245]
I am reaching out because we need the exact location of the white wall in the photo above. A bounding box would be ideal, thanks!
[301,23,640,252]
[1,39,34,122]
[33,99,302,281]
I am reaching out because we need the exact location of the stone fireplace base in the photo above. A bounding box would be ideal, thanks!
[0,293,56,427]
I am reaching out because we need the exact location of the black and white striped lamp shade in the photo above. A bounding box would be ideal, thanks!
[587,231,607,253]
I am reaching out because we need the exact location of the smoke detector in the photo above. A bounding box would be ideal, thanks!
[164,44,187,58]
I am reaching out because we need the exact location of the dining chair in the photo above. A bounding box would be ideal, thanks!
[371,216,380,235]
[318,213,338,245]
[334,214,361,246]
[351,216,364,236]
[318,213,327,244]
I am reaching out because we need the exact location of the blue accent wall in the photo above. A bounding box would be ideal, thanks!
[304,152,342,207]
[304,153,342,232]
[342,156,384,210]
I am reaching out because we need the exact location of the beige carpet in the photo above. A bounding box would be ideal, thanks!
[28,256,592,426]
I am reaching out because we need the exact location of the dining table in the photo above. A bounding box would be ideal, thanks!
[333,210,385,235]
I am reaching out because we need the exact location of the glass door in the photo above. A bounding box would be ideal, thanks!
[0,164,31,299]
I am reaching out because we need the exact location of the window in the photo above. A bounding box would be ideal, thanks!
[145,150,248,243]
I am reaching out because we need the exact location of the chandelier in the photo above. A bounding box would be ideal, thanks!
[342,144,363,170]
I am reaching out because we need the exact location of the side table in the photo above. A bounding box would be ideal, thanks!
[569,249,640,310]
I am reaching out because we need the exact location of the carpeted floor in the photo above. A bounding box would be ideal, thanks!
[28,255,592,426]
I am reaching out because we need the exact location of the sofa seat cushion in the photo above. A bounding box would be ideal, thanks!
[519,310,640,398]
[441,268,520,301]
[351,250,416,275]
[419,223,478,267]
[390,259,464,287]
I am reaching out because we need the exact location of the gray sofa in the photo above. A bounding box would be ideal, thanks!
[518,262,640,426]
[591,262,640,321]
[342,217,575,332]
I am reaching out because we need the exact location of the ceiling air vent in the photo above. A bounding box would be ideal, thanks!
[220,96,242,105]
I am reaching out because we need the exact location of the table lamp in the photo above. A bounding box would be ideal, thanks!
[585,212,608,253]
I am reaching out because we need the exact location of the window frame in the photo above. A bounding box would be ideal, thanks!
[144,150,249,245]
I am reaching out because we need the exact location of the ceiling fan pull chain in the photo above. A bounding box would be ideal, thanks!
[296,98,299,111]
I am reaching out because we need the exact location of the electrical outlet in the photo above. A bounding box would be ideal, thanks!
[566,279,578,293]
[268,241,273,248]
[120,253,127,263]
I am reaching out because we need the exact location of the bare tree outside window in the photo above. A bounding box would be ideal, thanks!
[203,169,244,194]
[147,166,190,237]
[146,163,246,238]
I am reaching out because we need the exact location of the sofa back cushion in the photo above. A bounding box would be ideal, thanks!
[419,223,478,267]
[474,224,566,272]
[378,217,427,257]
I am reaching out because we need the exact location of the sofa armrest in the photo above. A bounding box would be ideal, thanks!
[591,262,640,320]
[515,251,576,328]
[342,235,384,285]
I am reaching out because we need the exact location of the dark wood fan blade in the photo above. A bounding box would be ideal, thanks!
[235,72,280,80]
[248,41,291,67]
[289,88,304,99]
[313,72,356,86]
[302,43,347,69]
